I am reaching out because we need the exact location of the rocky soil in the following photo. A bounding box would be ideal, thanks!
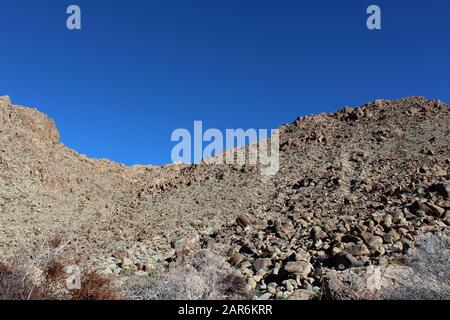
[0,95,449,299]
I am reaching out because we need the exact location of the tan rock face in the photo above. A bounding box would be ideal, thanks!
[0,96,11,105]
[0,100,60,143]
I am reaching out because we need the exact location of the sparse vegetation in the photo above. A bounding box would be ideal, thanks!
[381,233,450,300]
[0,261,57,300]
[0,237,121,300]
[409,232,449,281]
[69,269,121,300]
[123,249,247,300]
[323,233,450,300]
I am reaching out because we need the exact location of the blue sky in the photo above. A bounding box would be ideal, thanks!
[1,0,449,165]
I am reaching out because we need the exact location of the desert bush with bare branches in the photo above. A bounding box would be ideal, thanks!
[321,232,450,300]
[0,236,121,300]
[123,249,246,300]
[381,232,450,300]
[0,260,57,300]
[409,232,449,280]
[70,269,121,300]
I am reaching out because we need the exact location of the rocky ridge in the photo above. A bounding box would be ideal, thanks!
[0,95,449,299]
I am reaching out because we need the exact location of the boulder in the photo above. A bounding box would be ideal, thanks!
[237,214,253,228]
[361,233,383,250]
[253,258,272,272]
[383,230,400,244]
[410,200,445,218]
[288,289,316,300]
[284,261,312,279]
[230,253,244,266]
[344,243,370,256]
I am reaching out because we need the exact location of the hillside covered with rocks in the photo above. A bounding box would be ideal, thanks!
[0,95,449,299]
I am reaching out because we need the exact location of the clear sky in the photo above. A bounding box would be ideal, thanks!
[1,0,449,165]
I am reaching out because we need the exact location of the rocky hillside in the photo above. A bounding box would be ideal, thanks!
[0,95,449,299]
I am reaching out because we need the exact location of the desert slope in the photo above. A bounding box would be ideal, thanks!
[0,95,449,299]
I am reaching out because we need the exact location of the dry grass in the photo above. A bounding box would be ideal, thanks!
[0,236,121,300]
[382,232,450,300]
[123,249,246,300]
[0,261,57,300]
[321,233,450,300]
[70,269,121,300]
[409,232,449,281]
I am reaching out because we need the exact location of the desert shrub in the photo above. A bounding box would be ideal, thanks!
[123,249,246,300]
[48,234,64,249]
[70,269,121,300]
[382,232,450,300]
[43,259,67,283]
[409,232,449,280]
[321,233,450,300]
[0,236,121,300]
[0,261,57,300]
[0,237,67,300]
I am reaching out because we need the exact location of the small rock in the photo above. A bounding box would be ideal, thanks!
[241,261,252,269]
[312,226,327,240]
[364,235,383,250]
[259,281,267,290]
[257,293,273,300]
[344,243,370,256]
[383,230,400,244]
[121,257,133,268]
[331,241,345,256]
[237,214,253,228]
[282,280,295,292]
[410,200,445,218]
[230,253,244,266]
[429,183,450,198]
[336,252,364,268]
[253,274,263,283]
[112,250,129,260]
[275,291,284,300]
[253,258,272,272]
[287,289,316,300]
[275,219,295,238]
[383,214,393,229]
[247,278,257,290]
[392,242,403,253]
[423,202,445,218]
[284,261,313,279]
[267,282,277,294]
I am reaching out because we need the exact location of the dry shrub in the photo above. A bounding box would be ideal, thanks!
[0,237,67,300]
[48,234,64,249]
[322,233,450,300]
[43,259,67,283]
[382,232,450,300]
[409,232,449,280]
[70,269,121,300]
[0,260,57,300]
[217,272,247,296]
[0,236,121,300]
[124,249,246,300]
